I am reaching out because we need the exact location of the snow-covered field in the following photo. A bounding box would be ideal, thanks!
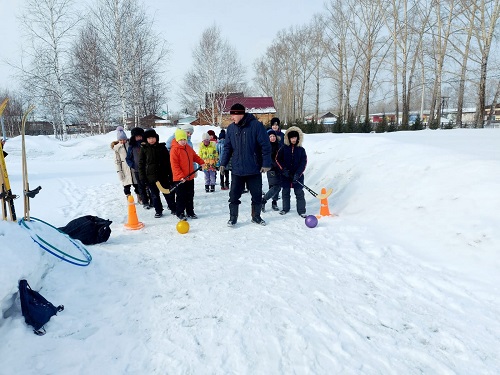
[1,126,499,374]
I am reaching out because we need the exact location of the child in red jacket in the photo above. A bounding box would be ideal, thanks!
[170,129,204,220]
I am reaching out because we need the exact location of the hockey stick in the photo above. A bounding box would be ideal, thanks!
[294,180,333,200]
[156,166,202,194]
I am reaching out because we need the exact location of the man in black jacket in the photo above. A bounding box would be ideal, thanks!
[219,103,272,227]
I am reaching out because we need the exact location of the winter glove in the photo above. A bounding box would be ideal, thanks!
[293,173,300,182]
[219,166,225,174]
[282,168,290,178]
[260,167,271,173]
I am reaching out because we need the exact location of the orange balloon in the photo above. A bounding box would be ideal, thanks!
[176,220,190,234]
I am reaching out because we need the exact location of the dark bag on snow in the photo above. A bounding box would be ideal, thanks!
[58,215,112,245]
[19,279,64,336]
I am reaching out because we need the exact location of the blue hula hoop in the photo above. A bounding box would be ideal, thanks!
[19,216,92,266]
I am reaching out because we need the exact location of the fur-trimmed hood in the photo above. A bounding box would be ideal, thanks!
[110,140,120,149]
[283,126,304,147]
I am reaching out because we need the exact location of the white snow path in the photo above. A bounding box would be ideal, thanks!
[6,180,495,374]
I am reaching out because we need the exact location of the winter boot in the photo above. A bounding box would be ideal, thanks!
[227,204,238,227]
[205,185,210,193]
[272,200,279,211]
[210,185,215,192]
[251,204,266,226]
[261,199,267,213]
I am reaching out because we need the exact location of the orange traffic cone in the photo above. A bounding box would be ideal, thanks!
[317,188,332,218]
[124,195,144,230]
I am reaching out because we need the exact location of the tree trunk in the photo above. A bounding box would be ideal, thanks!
[475,53,489,128]
[486,80,500,126]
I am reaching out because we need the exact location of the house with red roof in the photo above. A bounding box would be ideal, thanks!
[192,93,276,128]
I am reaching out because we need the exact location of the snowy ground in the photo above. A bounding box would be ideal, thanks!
[1,126,499,374]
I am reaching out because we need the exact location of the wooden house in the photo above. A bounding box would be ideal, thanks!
[220,95,276,127]
[192,93,276,128]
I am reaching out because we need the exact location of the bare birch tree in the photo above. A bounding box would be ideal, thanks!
[253,43,287,121]
[0,90,26,137]
[445,0,479,127]
[123,12,168,126]
[324,0,364,121]
[19,0,80,139]
[298,16,326,122]
[377,0,431,126]
[181,25,246,125]
[70,22,115,134]
[346,0,388,123]
[426,0,462,125]
[90,0,167,129]
[275,30,301,123]
[472,0,500,127]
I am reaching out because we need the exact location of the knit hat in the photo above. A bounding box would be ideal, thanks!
[201,132,210,141]
[267,129,277,137]
[116,126,127,140]
[271,117,280,127]
[218,129,226,139]
[229,103,245,115]
[287,130,299,140]
[131,127,144,137]
[178,124,194,134]
[175,129,187,141]
[144,128,158,141]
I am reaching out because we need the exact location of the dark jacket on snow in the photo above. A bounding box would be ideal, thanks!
[276,126,307,188]
[266,140,282,186]
[138,141,173,187]
[220,113,271,176]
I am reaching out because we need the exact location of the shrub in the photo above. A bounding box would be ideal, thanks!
[429,119,439,130]
[411,115,423,131]
[387,120,398,132]
[360,120,372,133]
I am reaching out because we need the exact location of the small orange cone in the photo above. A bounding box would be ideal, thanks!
[317,188,332,218]
[124,195,144,230]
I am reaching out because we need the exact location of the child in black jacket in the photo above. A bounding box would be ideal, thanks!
[261,129,282,212]
[139,128,176,218]
[276,126,307,217]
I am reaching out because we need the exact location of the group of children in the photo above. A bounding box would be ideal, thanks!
[112,125,204,220]
[111,116,308,221]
